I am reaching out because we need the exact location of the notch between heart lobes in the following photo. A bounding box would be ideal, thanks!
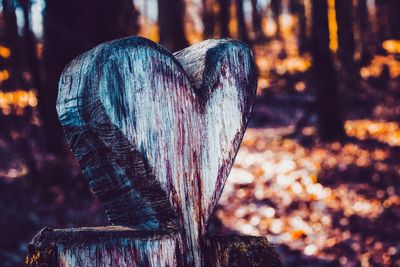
[57,36,256,263]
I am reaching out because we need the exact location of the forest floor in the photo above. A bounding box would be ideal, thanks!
[1,38,400,266]
[215,78,400,266]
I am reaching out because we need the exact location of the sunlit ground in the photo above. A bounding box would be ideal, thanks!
[217,124,400,265]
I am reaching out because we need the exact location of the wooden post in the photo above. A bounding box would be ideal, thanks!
[27,36,282,266]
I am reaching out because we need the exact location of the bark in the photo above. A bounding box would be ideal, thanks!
[27,227,282,267]
[41,0,136,154]
[56,37,257,266]
[311,0,345,141]
[218,0,230,37]
[203,235,282,267]
[157,0,189,52]
[236,0,249,43]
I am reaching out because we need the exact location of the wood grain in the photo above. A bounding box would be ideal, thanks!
[27,227,180,267]
[56,36,257,266]
[27,228,281,267]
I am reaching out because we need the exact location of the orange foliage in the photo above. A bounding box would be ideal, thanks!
[382,40,400,54]
[0,90,38,114]
[0,70,10,83]
[360,55,400,78]
[0,46,11,58]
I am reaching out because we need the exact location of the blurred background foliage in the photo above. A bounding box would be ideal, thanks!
[0,0,400,266]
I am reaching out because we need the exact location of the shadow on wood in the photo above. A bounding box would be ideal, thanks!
[27,36,282,266]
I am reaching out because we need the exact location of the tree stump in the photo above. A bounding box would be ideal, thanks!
[27,227,281,267]
[27,36,282,266]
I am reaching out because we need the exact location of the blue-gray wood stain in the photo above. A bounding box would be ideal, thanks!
[56,36,257,266]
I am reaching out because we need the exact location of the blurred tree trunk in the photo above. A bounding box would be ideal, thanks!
[356,0,372,64]
[235,0,249,43]
[20,0,42,93]
[202,0,215,38]
[335,0,359,106]
[289,0,308,52]
[218,0,230,37]
[158,0,188,52]
[42,0,137,154]
[375,0,389,43]
[387,0,400,39]
[19,0,41,177]
[357,0,368,35]
[270,0,281,38]
[250,0,265,41]
[2,0,22,90]
[311,0,345,141]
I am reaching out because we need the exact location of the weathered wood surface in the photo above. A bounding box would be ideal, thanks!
[203,236,282,267]
[26,227,180,267]
[27,227,282,267]
[33,36,283,266]
[56,36,257,266]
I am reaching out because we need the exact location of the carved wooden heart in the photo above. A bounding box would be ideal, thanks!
[57,36,256,265]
